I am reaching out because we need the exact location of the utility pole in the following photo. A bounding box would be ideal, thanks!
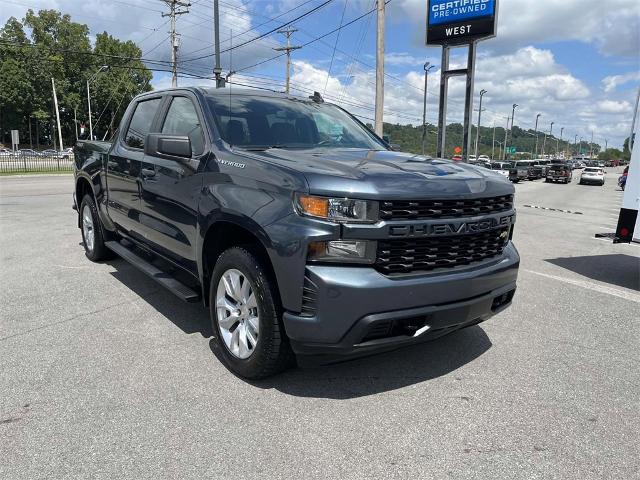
[374,0,385,137]
[574,134,578,156]
[559,127,564,157]
[502,115,510,161]
[473,89,487,160]
[421,62,435,155]
[51,77,63,151]
[605,138,608,152]
[213,0,224,88]
[274,27,301,94]
[163,0,191,88]
[533,113,541,158]
[74,108,78,141]
[590,130,594,159]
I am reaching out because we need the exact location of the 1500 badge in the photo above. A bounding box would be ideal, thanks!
[389,215,514,237]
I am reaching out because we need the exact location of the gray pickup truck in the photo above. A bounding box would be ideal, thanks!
[73,87,519,378]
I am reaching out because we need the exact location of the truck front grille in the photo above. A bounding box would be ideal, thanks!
[376,227,509,274]
[379,195,513,221]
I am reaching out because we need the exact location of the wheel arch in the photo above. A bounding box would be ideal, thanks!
[200,219,279,308]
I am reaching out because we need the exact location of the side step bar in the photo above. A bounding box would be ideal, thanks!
[105,241,201,303]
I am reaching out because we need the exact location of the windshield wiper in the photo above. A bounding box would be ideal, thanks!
[235,144,311,151]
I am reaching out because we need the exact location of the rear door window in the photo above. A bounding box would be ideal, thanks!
[124,98,162,149]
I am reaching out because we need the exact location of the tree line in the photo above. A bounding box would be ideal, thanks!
[0,9,152,149]
[382,122,632,161]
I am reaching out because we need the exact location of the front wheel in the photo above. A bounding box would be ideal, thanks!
[80,195,112,261]
[209,246,294,379]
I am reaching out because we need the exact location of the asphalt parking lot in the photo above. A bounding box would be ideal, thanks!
[1,168,638,479]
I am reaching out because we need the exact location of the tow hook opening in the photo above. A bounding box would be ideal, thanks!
[492,289,515,311]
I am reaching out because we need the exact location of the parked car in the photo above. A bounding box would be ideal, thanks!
[451,154,463,161]
[41,149,71,159]
[0,149,15,158]
[509,161,532,183]
[528,160,544,180]
[490,161,513,177]
[579,167,605,186]
[18,148,42,157]
[73,87,519,378]
[546,164,573,183]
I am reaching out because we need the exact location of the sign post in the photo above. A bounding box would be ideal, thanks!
[11,129,20,152]
[427,0,498,162]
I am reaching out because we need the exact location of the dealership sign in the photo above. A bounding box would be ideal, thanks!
[426,0,497,45]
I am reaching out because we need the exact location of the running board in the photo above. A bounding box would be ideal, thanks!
[105,241,201,303]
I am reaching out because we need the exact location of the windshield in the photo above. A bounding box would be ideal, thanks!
[584,168,601,173]
[206,94,386,150]
[492,163,509,170]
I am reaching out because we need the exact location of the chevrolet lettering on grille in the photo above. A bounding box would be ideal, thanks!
[388,215,514,237]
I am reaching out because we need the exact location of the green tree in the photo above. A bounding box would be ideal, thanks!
[0,10,153,147]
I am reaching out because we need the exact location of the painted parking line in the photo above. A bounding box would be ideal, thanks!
[523,204,583,215]
[524,270,640,303]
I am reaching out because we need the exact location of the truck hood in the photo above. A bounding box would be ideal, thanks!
[240,148,513,199]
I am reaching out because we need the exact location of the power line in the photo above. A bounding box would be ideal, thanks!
[324,0,349,95]
[181,0,334,62]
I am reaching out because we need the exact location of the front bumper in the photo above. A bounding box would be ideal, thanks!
[284,242,519,363]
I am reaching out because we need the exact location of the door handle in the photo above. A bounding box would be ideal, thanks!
[141,168,156,178]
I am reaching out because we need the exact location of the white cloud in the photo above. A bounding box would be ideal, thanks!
[290,44,634,148]
[602,71,640,93]
[384,52,426,67]
[595,100,633,114]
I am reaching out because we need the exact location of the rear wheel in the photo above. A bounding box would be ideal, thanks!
[209,246,294,379]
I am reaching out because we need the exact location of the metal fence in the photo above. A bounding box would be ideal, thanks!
[0,153,74,174]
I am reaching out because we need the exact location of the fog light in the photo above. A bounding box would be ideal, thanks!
[307,240,376,264]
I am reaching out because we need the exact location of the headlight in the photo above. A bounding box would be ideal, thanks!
[307,240,376,264]
[295,194,378,223]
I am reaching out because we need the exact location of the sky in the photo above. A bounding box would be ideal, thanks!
[3,0,640,148]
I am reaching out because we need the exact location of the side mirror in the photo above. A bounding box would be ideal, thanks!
[145,133,191,160]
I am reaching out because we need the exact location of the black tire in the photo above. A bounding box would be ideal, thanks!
[79,194,113,262]
[209,246,294,379]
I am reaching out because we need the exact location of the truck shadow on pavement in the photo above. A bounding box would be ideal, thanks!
[247,327,492,399]
[106,258,213,338]
[545,254,640,291]
[105,257,492,398]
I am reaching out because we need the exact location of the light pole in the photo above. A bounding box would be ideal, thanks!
[533,113,541,158]
[543,121,554,158]
[574,134,578,156]
[590,130,594,159]
[502,115,510,161]
[505,103,518,159]
[492,121,496,160]
[525,131,536,159]
[473,89,487,160]
[579,137,583,158]
[87,65,109,140]
[421,62,435,155]
[559,127,564,157]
